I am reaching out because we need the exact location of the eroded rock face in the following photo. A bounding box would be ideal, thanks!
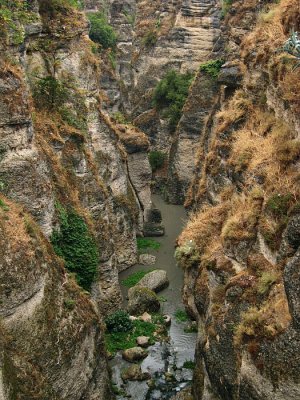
[0,198,112,399]
[174,0,300,399]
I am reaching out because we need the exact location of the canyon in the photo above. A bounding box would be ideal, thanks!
[0,0,300,399]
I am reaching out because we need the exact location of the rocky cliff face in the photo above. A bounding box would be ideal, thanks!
[0,0,153,398]
[175,0,300,399]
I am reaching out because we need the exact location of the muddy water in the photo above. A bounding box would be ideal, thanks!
[110,195,197,399]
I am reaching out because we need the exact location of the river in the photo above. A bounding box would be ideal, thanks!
[109,195,197,399]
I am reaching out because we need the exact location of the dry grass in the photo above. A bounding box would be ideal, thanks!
[234,282,291,346]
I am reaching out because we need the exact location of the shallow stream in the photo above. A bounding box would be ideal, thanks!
[110,195,197,399]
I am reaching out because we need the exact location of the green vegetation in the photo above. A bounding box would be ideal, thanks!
[149,151,166,172]
[64,299,76,310]
[112,111,130,125]
[121,269,155,288]
[33,76,69,110]
[105,310,133,333]
[183,360,195,369]
[221,0,233,17]
[153,70,194,131]
[265,193,293,217]
[199,59,224,79]
[105,311,167,354]
[137,237,161,251]
[87,12,117,50]
[106,319,156,354]
[143,30,157,47]
[0,199,9,211]
[184,324,198,333]
[174,309,189,323]
[0,0,37,44]
[51,203,99,291]
[257,271,279,295]
[59,106,87,132]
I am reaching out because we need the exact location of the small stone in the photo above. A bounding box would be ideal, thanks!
[129,315,138,321]
[163,314,171,326]
[122,347,148,363]
[139,254,157,265]
[121,364,150,381]
[136,336,151,347]
[140,312,152,322]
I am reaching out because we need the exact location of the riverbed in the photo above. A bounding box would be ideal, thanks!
[110,195,197,399]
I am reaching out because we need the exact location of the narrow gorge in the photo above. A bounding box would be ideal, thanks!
[0,0,300,399]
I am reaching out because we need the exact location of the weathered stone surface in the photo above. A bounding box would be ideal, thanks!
[136,336,151,347]
[136,269,169,293]
[128,287,160,315]
[122,347,148,363]
[121,364,151,381]
[139,253,157,265]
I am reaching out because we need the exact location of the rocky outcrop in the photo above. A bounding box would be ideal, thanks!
[0,1,153,398]
[0,197,112,399]
[175,0,300,399]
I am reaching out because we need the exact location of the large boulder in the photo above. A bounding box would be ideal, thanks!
[121,364,151,381]
[136,269,169,293]
[127,287,160,315]
[122,347,148,363]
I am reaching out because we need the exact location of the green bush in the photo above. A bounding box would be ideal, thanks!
[199,59,224,79]
[149,151,166,172]
[87,12,117,49]
[183,360,195,369]
[51,204,99,291]
[153,70,194,131]
[105,311,133,333]
[33,76,68,110]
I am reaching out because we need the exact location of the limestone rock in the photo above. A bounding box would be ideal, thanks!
[139,312,152,323]
[122,347,148,363]
[136,269,169,293]
[121,364,151,381]
[127,287,160,315]
[136,336,151,347]
[139,254,157,265]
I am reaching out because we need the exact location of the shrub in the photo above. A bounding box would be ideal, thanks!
[143,30,157,47]
[149,151,166,172]
[153,70,194,131]
[33,76,68,110]
[105,311,133,333]
[51,204,99,291]
[87,12,117,49]
[199,59,224,79]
